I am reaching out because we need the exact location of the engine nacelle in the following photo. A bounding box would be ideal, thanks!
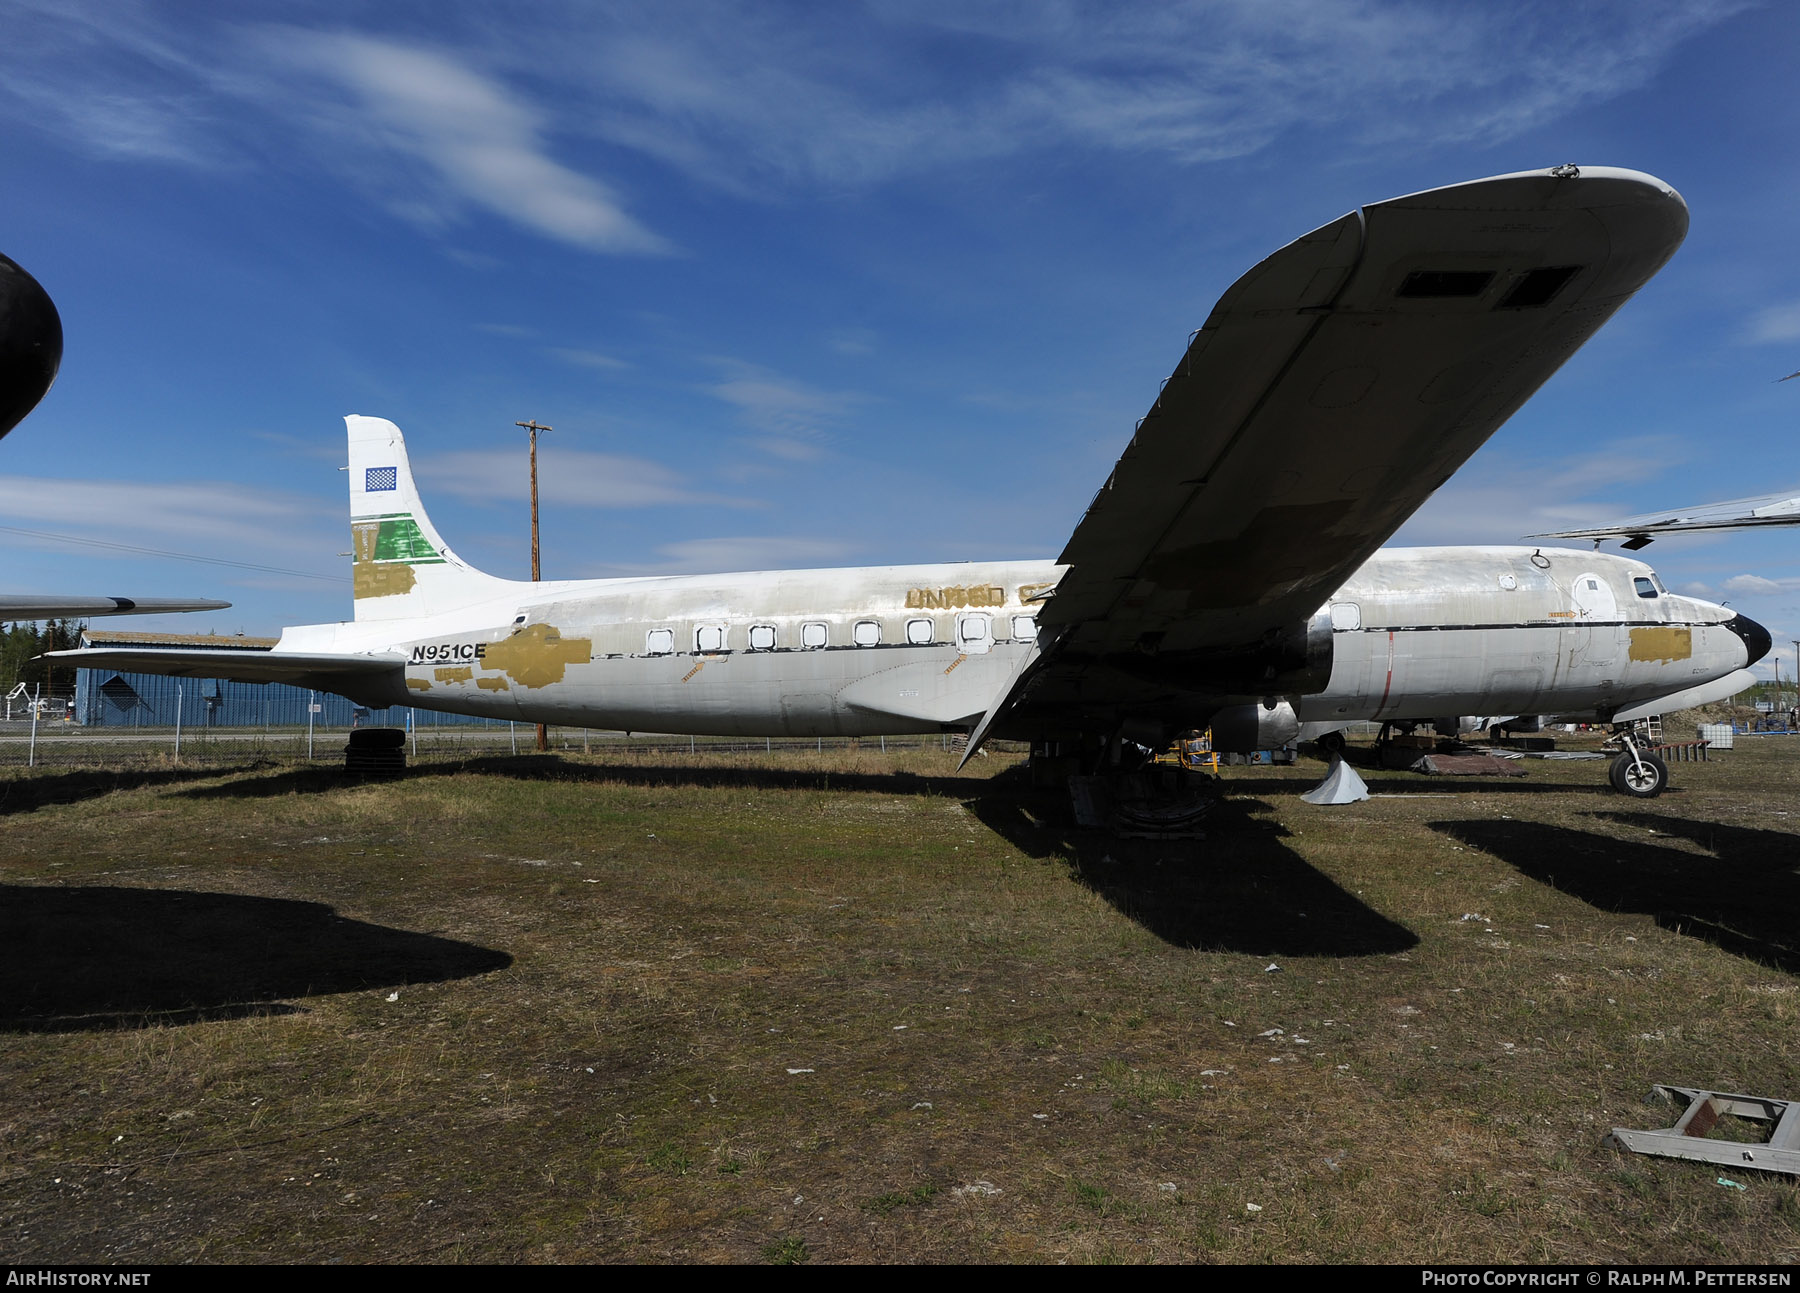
[1210,700,1300,753]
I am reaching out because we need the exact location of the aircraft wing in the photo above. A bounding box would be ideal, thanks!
[1535,492,1800,549]
[978,165,1691,749]
[0,595,231,620]
[44,646,404,690]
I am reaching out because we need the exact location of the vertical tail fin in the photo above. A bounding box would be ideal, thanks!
[346,415,516,622]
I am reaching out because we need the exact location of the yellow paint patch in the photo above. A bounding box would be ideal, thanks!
[353,561,417,600]
[434,666,474,683]
[1629,625,1692,663]
[481,623,592,689]
[476,676,510,692]
[406,677,431,692]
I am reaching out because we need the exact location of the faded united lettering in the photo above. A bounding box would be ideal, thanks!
[905,585,1006,609]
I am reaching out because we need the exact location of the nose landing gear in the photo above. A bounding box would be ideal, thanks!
[1605,723,1669,798]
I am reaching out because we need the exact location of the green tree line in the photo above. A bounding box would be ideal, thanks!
[0,620,86,694]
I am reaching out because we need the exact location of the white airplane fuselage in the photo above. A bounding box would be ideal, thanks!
[58,171,1763,753]
[272,543,1758,741]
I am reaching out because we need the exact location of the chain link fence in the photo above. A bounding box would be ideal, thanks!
[0,713,990,771]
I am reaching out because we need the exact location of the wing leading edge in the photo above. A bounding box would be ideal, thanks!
[0,596,231,620]
[972,165,1690,754]
[1535,491,1800,549]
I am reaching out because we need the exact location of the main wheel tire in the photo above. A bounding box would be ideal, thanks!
[1316,730,1347,755]
[1610,749,1668,798]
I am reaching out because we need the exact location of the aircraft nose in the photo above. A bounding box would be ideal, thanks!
[1725,613,1772,667]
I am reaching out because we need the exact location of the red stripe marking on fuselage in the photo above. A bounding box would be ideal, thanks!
[1375,631,1395,716]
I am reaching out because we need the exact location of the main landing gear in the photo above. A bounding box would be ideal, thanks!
[1604,723,1668,798]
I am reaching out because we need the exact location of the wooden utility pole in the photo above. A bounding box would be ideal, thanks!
[515,419,552,752]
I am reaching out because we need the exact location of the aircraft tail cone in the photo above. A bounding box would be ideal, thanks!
[1301,757,1370,806]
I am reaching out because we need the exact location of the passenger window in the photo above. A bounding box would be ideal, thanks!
[646,628,674,655]
[1634,577,1658,599]
[1329,602,1361,631]
[695,624,726,653]
[801,621,827,649]
[853,620,881,647]
[1011,615,1037,642]
[956,613,993,654]
[906,618,934,645]
[748,624,776,650]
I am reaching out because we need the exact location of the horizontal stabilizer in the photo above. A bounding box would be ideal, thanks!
[45,646,403,689]
[0,596,230,620]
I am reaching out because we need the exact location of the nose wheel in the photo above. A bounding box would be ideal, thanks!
[1605,724,1669,798]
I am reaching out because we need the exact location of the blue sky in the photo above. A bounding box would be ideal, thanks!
[3,1,1798,676]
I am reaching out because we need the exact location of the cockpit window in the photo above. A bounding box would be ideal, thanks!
[1633,576,1658,599]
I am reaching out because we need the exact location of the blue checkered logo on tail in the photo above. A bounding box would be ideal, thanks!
[365,467,398,492]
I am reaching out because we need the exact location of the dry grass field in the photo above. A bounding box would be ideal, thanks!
[3,733,1799,1264]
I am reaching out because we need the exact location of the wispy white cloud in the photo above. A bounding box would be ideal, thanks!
[260,32,673,255]
[1724,573,1800,595]
[532,0,1749,189]
[0,473,335,571]
[2,2,1742,205]
[250,430,344,462]
[655,535,854,572]
[827,329,878,357]
[0,1,219,164]
[415,448,740,508]
[1395,437,1694,547]
[551,347,630,371]
[1744,303,1800,346]
[706,359,864,459]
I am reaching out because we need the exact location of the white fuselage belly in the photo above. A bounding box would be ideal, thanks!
[286,546,1748,736]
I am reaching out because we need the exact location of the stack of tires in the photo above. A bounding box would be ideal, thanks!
[345,726,406,776]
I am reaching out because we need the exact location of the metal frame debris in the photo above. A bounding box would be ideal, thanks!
[1607,1085,1800,1175]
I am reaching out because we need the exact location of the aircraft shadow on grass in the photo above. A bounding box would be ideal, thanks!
[966,788,1420,957]
[173,754,999,802]
[172,756,1417,955]
[0,884,512,1033]
[1431,812,1800,973]
[0,765,252,818]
